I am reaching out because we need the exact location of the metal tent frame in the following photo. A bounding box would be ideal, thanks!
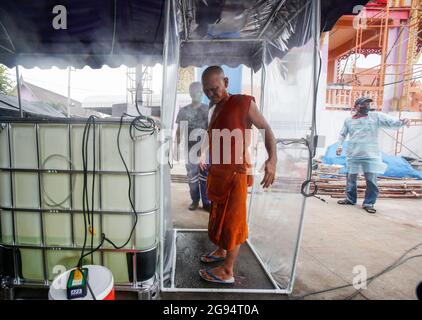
[158,0,321,295]
[0,0,321,299]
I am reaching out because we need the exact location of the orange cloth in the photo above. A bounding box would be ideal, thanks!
[208,172,248,251]
[208,95,254,173]
[206,94,255,250]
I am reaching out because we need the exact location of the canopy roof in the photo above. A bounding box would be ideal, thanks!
[0,0,369,69]
[0,94,65,117]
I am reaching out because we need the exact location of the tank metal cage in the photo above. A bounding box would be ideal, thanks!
[0,118,159,296]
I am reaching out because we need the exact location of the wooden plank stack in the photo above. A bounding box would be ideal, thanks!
[315,174,422,199]
[171,165,422,199]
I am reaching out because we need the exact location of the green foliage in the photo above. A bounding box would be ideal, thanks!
[0,64,15,95]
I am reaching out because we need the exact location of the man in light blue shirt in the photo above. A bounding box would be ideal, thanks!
[336,97,410,213]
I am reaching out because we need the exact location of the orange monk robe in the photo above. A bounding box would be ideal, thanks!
[208,172,248,251]
[206,94,255,251]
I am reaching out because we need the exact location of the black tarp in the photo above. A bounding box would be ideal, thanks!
[0,0,165,68]
[0,0,369,69]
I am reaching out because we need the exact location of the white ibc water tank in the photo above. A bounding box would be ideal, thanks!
[0,119,159,284]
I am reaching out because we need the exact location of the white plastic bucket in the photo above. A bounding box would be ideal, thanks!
[48,265,115,300]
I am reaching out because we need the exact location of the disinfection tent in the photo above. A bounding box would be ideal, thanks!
[0,0,370,298]
[160,0,319,295]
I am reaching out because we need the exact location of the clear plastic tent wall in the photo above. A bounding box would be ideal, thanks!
[159,0,180,288]
[249,30,319,292]
[160,0,320,294]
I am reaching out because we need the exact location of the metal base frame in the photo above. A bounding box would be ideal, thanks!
[0,274,160,300]
[161,229,290,295]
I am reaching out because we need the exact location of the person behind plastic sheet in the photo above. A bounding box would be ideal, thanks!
[174,82,211,212]
[336,97,411,214]
[197,66,277,284]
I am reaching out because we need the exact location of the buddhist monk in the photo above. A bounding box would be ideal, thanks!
[198,66,277,284]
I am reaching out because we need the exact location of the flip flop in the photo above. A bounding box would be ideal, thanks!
[337,199,355,205]
[199,269,235,284]
[200,253,225,263]
[363,206,376,214]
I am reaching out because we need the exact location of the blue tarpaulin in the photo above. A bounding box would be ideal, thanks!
[322,142,422,180]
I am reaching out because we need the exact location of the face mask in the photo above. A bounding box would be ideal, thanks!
[191,92,203,103]
[357,105,370,115]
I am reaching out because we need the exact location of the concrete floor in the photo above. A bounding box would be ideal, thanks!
[169,181,422,300]
[3,175,421,300]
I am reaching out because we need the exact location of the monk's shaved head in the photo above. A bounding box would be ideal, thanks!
[201,66,229,105]
[201,66,225,82]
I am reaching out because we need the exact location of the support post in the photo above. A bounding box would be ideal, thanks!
[15,66,23,118]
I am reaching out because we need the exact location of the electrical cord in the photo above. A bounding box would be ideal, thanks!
[40,154,76,209]
[76,111,157,268]
[278,138,326,203]
[86,277,96,300]
[71,75,157,293]
[344,240,422,300]
[282,48,324,202]
[128,114,156,141]
[109,114,155,250]
[72,115,98,300]
[73,112,155,298]
[301,138,327,203]
[100,114,144,250]
[302,49,327,203]
[76,266,97,300]
[286,41,422,299]
[90,117,96,264]
[310,49,322,151]
[64,266,97,300]
[77,115,97,268]
[292,241,422,300]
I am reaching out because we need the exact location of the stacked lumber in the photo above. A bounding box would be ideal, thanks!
[315,174,422,199]
[172,174,304,189]
[171,174,188,183]
[172,171,422,199]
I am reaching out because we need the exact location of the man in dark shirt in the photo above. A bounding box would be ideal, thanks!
[175,82,211,211]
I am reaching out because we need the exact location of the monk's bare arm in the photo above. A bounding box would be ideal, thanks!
[248,100,277,188]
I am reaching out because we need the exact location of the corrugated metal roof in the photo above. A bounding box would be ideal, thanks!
[0,94,65,117]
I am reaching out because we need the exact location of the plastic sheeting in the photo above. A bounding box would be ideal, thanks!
[0,0,165,69]
[247,2,319,291]
[0,0,369,69]
[323,142,422,180]
[161,0,320,293]
[159,0,180,288]
[178,0,316,71]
